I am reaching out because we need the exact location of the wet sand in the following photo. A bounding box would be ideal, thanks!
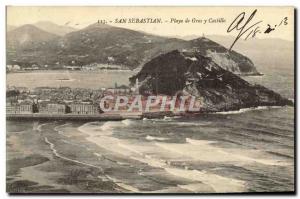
[6,121,121,193]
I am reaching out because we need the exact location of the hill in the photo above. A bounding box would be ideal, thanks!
[7,23,259,75]
[7,25,16,32]
[130,50,292,112]
[54,23,186,67]
[7,24,60,65]
[34,21,77,36]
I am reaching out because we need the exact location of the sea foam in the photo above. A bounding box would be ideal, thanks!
[77,122,249,192]
[146,135,169,141]
[214,106,283,115]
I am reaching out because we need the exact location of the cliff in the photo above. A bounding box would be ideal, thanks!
[129,50,292,112]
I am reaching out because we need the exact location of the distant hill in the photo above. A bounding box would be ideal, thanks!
[7,24,60,65]
[34,21,77,36]
[55,23,186,68]
[6,23,259,75]
[56,24,258,74]
[7,25,16,32]
[7,24,59,48]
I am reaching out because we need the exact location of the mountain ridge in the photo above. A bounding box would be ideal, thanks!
[34,21,77,36]
[7,22,259,75]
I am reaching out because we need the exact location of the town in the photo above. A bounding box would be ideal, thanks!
[6,84,133,115]
[6,62,130,72]
[6,82,202,119]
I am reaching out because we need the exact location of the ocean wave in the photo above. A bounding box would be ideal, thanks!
[165,168,245,193]
[80,120,292,168]
[77,120,291,193]
[82,131,248,192]
[146,135,169,141]
[100,121,122,131]
[156,138,291,166]
[163,116,182,120]
[175,121,212,126]
[121,119,135,126]
[143,118,211,127]
[117,138,247,193]
[34,122,51,132]
[186,138,217,145]
[178,183,214,193]
[78,122,117,136]
[78,119,135,138]
[142,115,181,122]
[213,106,283,115]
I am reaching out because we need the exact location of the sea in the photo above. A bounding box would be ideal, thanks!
[6,66,295,193]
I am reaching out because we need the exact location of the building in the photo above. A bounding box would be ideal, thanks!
[6,64,21,71]
[38,102,66,114]
[82,66,95,71]
[47,104,66,114]
[38,102,49,113]
[107,56,115,62]
[19,102,33,114]
[69,103,100,115]
[64,66,81,70]
[6,104,20,114]
[13,64,21,70]
[6,100,33,114]
[24,66,39,71]
[105,85,131,95]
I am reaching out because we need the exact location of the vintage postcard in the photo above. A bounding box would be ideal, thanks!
[6,6,295,194]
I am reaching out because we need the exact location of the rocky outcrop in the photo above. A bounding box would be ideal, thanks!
[187,38,260,75]
[130,50,292,112]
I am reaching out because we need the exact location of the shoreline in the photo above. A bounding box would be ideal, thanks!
[6,105,291,121]
[6,113,142,121]
[7,69,133,74]
[7,70,264,76]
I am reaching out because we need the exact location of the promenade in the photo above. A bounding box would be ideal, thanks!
[6,112,142,121]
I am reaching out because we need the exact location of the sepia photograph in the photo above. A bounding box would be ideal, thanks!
[5,6,295,194]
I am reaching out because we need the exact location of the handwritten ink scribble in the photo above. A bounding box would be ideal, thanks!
[264,24,275,34]
[227,9,262,51]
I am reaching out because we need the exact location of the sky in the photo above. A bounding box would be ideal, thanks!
[6,6,294,41]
